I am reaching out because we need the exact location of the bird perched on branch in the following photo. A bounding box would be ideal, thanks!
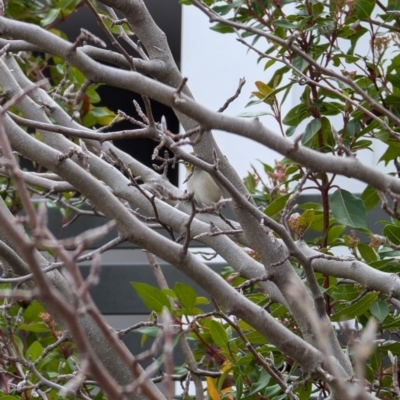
[184,158,223,206]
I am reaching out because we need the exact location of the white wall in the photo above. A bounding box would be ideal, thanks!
[180,5,389,194]
[180,6,282,186]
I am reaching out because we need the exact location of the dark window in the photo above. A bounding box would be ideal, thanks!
[58,2,181,185]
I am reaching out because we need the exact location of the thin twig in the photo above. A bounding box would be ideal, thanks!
[218,77,246,113]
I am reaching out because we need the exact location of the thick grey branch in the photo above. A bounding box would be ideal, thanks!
[0,17,397,196]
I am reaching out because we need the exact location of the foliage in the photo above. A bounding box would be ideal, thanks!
[2,0,400,399]
[0,293,106,399]
[184,0,400,397]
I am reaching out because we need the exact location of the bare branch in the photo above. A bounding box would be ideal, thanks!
[218,77,246,113]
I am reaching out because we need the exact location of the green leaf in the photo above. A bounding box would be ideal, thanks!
[264,193,291,217]
[297,209,315,233]
[272,19,297,29]
[209,320,229,350]
[294,381,312,400]
[36,349,59,370]
[86,86,101,104]
[59,0,80,9]
[212,0,243,16]
[370,347,382,371]
[264,59,276,70]
[388,53,400,75]
[302,119,321,144]
[358,243,378,263]
[23,300,46,322]
[292,55,309,72]
[236,353,255,366]
[298,202,323,212]
[13,335,24,354]
[370,258,395,270]
[327,225,346,244]
[252,90,275,105]
[249,368,271,395]
[286,126,296,137]
[210,23,234,33]
[378,341,400,356]
[140,333,148,347]
[359,119,380,136]
[309,213,325,232]
[387,73,400,89]
[264,383,282,397]
[383,224,400,245]
[331,292,378,321]
[270,304,289,318]
[218,368,233,391]
[135,326,161,337]
[356,227,373,236]
[174,282,197,311]
[346,120,361,138]
[383,315,400,330]
[195,296,210,305]
[161,288,178,299]
[244,172,257,194]
[322,102,344,115]
[41,8,61,27]
[313,1,324,14]
[131,282,171,313]
[236,375,243,400]
[26,341,44,362]
[355,0,375,19]
[379,145,400,165]
[330,189,368,229]
[282,104,310,126]
[244,330,268,344]
[337,25,357,39]
[352,139,373,151]
[267,66,290,88]
[384,95,400,106]
[91,107,113,117]
[370,301,389,323]
[379,248,400,258]
[255,81,274,96]
[330,285,361,301]
[361,185,380,211]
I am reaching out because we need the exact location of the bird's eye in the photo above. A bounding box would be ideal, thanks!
[184,162,190,167]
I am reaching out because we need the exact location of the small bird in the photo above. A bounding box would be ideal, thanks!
[184,159,223,206]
